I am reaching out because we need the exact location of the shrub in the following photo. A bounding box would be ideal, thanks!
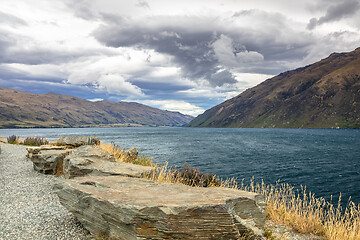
[22,136,49,146]
[173,163,221,187]
[7,135,19,144]
[144,163,221,188]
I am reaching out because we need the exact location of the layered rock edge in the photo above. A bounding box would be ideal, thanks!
[25,136,266,239]
[54,176,266,240]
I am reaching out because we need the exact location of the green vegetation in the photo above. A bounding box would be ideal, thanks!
[6,135,50,146]
[7,135,19,144]
[145,163,221,187]
[23,136,49,146]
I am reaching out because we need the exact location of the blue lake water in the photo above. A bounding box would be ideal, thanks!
[1,127,359,205]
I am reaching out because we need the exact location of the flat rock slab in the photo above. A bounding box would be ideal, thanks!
[26,145,68,154]
[54,175,266,239]
[56,136,100,147]
[63,145,153,179]
[26,145,68,158]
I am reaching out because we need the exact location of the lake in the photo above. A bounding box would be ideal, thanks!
[1,127,359,205]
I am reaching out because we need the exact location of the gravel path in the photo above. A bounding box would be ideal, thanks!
[0,143,90,240]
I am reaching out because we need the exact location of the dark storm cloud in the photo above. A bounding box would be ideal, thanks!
[94,12,315,85]
[0,65,64,83]
[307,0,360,29]
[94,17,233,86]
[0,77,105,100]
[208,70,236,87]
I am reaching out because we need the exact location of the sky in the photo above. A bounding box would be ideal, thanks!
[1,0,360,116]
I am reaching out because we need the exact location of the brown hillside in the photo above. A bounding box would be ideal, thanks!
[0,88,193,128]
[188,47,360,128]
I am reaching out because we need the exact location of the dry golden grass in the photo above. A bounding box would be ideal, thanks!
[239,179,360,240]
[99,142,154,167]
[99,143,359,240]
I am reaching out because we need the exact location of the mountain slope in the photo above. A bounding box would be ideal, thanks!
[0,88,193,128]
[188,47,360,128]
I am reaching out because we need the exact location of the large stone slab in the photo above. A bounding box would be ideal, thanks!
[63,145,154,179]
[54,175,266,239]
[26,145,68,158]
[56,136,100,147]
[31,149,72,174]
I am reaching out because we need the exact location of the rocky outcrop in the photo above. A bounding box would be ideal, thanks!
[63,145,153,179]
[56,136,100,147]
[27,146,72,174]
[54,175,266,240]
[26,145,67,158]
[45,137,267,239]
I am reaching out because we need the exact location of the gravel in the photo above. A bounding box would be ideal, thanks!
[0,143,91,240]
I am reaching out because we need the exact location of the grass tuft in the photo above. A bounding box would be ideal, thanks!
[7,135,19,144]
[144,163,222,187]
[22,136,49,146]
[99,142,154,167]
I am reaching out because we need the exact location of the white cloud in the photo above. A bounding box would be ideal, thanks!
[138,100,205,116]
[88,98,103,102]
[212,34,264,68]
[97,73,144,96]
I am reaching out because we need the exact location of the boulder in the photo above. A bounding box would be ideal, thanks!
[26,145,67,158]
[56,136,100,147]
[54,176,266,239]
[31,149,72,174]
[124,147,138,159]
[63,145,153,179]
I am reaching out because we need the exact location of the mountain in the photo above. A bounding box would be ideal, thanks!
[188,47,360,128]
[0,88,193,128]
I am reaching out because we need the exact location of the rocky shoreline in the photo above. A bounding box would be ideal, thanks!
[1,136,267,240]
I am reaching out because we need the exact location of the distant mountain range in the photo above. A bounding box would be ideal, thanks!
[0,88,193,128]
[188,47,360,128]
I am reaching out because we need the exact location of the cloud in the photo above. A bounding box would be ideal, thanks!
[96,73,144,96]
[88,98,104,102]
[136,0,150,9]
[0,11,27,27]
[138,100,205,116]
[212,34,264,68]
[93,10,315,88]
[1,0,360,116]
[307,0,360,29]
